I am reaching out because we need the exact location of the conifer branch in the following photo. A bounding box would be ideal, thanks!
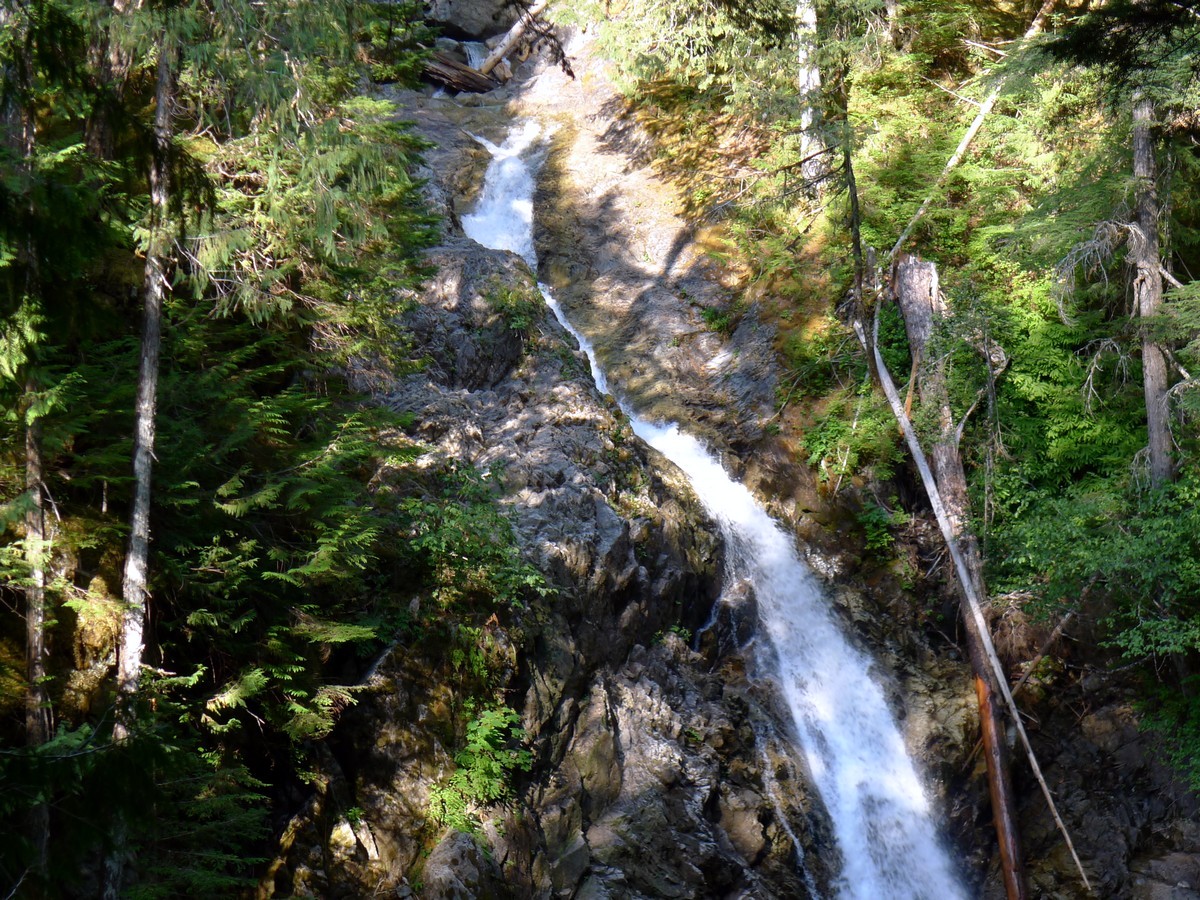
[889,0,1058,261]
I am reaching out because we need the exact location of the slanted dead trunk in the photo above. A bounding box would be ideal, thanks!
[893,256,1028,900]
[854,305,1092,894]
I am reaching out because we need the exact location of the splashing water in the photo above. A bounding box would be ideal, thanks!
[462,121,966,899]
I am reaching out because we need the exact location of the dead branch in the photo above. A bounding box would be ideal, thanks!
[889,0,1058,260]
[479,1,555,78]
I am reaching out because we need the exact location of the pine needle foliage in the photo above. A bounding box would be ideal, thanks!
[0,0,555,888]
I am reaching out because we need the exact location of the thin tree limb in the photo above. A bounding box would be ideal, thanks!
[889,0,1057,260]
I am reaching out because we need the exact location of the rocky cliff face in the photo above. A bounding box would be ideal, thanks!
[262,84,838,899]
[266,26,1200,900]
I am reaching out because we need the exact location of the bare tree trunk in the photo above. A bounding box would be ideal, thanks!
[796,0,825,187]
[24,382,52,871]
[893,257,1028,900]
[85,0,141,156]
[884,0,899,47]
[5,3,54,871]
[844,116,865,302]
[105,35,175,900]
[1132,92,1173,486]
[114,36,175,742]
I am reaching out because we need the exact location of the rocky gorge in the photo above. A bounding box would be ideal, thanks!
[262,13,1200,900]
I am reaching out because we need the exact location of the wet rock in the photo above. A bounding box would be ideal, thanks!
[425,0,517,40]
[520,37,777,456]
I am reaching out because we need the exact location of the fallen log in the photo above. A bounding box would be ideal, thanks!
[424,52,498,93]
[479,0,549,77]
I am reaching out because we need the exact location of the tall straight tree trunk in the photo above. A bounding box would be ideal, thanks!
[17,13,51,755]
[114,38,175,739]
[1132,92,1173,486]
[4,1,54,872]
[796,0,825,186]
[85,0,141,156]
[24,380,51,871]
[105,34,176,900]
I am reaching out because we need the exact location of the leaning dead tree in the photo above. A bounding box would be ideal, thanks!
[479,0,549,76]
[891,258,1027,900]
[852,261,1093,897]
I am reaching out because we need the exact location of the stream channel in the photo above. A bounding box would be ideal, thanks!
[461,120,967,899]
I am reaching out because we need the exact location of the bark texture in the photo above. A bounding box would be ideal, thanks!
[893,256,1029,900]
[1132,92,1173,486]
[115,38,175,737]
[425,52,498,92]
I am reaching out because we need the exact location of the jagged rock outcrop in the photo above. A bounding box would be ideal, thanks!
[261,87,837,898]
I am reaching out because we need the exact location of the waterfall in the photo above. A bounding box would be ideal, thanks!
[462,122,966,899]
[463,41,490,70]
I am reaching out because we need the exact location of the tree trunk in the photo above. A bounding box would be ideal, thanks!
[478,0,547,77]
[105,34,176,900]
[853,305,1092,894]
[5,4,53,871]
[976,674,1025,900]
[844,114,865,303]
[796,0,825,187]
[24,384,51,872]
[1132,92,1173,486]
[85,0,140,156]
[114,35,175,740]
[893,257,1029,900]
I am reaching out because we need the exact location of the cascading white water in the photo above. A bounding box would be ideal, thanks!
[462,122,965,899]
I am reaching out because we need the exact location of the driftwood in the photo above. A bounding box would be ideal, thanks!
[853,301,1093,896]
[478,0,549,77]
[424,52,498,93]
[893,257,1028,900]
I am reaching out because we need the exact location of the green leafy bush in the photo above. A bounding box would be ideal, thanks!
[428,705,533,835]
